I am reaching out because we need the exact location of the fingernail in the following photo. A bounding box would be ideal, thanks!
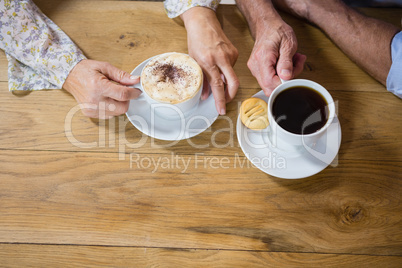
[281,69,291,76]
[220,108,226,115]
[130,75,139,80]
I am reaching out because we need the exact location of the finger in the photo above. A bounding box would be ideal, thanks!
[292,53,307,77]
[256,64,281,96]
[262,75,281,96]
[105,99,130,116]
[276,51,295,81]
[102,81,142,101]
[204,65,226,115]
[98,62,140,85]
[80,101,113,119]
[219,63,239,103]
[80,106,99,119]
[276,33,299,80]
[94,98,130,119]
[201,73,210,100]
[248,53,281,96]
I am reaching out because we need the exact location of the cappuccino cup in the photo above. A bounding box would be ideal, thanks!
[137,52,203,119]
[267,79,336,150]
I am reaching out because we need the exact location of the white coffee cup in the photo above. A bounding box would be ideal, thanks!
[135,52,203,120]
[267,79,336,150]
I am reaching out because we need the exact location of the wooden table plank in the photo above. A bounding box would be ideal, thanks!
[0,244,401,268]
[0,82,401,162]
[0,150,401,255]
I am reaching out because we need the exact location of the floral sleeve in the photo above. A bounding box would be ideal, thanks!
[164,0,221,18]
[0,0,87,91]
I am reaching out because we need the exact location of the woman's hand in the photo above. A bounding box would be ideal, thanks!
[181,7,239,115]
[63,59,141,119]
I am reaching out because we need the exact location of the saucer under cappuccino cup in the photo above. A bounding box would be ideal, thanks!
[137,52,203,119]
[267,79,336,150]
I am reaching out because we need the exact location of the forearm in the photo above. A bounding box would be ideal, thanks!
[0,0,86,90]
[180,7,223,38]
[164,0,220,18]
[308,1,399,84]
[235,0,282,39]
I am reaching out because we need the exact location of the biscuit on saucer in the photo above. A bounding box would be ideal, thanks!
[240,98,269,130]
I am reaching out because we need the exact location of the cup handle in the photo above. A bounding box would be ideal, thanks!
[132,82,145,100]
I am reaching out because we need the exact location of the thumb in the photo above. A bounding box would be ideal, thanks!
[276,51,294,81]
[99,62,140,85]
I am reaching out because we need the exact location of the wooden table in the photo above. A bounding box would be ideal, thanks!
[1,1,401,266]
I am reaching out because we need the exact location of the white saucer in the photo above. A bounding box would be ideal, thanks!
[236,90,342,179]
[126,58,219,141]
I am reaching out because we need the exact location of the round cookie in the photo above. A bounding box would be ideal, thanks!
[240,97,269,130]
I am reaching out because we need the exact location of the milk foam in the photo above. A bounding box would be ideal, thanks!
[141,53,203,104]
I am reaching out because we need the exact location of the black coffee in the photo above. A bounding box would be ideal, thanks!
[272,86,328,134]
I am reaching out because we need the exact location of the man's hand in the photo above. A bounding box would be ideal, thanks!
[63,59,141,119]
[249,20,306,95]
[181,7,239,115]
[236,0,306,96]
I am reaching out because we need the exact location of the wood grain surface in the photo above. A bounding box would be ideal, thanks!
[1,244,401,268]
[0,82,401,162]
[0,0,401,267]
[1,149,401,254]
